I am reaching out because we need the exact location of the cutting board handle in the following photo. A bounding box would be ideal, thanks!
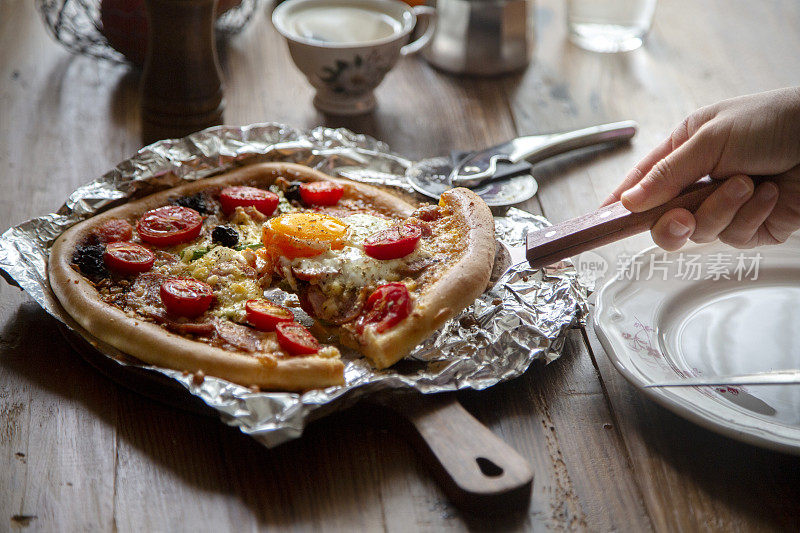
[387,394,533,511]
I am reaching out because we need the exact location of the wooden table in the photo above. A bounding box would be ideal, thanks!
[2,0,800,530]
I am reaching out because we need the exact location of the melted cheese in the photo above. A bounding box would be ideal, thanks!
[156,246,263,321]
[177,206,265,263]
[271,186,295,215]
[229,206,266,246]
[158,207,278,321]
[153,209,429,326]
[287,214,430,295]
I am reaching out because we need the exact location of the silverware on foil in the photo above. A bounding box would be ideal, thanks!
[406,121,637,206]
[0,123,588,451]
[0,124,592,510]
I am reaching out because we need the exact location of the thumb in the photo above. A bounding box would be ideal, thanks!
[621,128,720,212]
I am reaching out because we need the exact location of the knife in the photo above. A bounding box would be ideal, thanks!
[643,370,800,388]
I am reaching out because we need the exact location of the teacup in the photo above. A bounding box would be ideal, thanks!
[273,0,435,115]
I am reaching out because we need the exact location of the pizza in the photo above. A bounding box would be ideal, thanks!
[48,163,495,391]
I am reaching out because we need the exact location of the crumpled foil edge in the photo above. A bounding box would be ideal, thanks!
[0,122,588,448]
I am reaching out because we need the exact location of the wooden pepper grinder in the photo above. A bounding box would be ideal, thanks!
[141,0,224,144]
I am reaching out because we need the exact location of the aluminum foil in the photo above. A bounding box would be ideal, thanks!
[0,123,588,448]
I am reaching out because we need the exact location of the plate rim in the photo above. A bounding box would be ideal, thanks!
[593,237,800,456]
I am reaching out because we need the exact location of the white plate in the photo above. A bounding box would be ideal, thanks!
[594,234,800,455]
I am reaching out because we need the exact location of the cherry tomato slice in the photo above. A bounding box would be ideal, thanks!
[357,282,411,333]
[160,278,214,317]
[103,241,155,275]
[245,299,295,331]
[363,222,422,260]
[275,322,320,355]
[299,181,344,206]
[93,219,134,243]
[219,186,279,216]
[137,205,203,246]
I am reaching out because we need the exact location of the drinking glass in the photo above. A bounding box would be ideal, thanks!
[567,0,657,53]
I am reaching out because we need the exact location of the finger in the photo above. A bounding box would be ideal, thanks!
[650,208,696,251]
[603,120,696,206]
[621,125,722,212]
[603,108,719,206]
[602,137,676,206]
[690,175,754,243]
[760,166,800,244]
[718,182,780,247]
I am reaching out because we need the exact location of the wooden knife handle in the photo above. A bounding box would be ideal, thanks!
[384,395,533,512]
[526,177,722,269]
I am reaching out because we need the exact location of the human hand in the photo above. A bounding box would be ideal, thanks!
[604,87,800,250]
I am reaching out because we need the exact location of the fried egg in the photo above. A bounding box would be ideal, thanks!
[279,213,431,295]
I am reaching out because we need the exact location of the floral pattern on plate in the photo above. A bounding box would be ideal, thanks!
[595,234,800,455]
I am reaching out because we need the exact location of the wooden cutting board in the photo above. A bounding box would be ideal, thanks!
[60,325,533,513]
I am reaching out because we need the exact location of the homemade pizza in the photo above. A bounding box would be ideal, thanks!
[49,163,495,391]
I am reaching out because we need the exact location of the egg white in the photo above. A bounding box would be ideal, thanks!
[285,214,430,295]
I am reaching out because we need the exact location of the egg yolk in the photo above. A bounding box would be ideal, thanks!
[262,213,348,259]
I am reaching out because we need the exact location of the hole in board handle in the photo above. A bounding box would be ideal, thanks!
[476,457,504,477]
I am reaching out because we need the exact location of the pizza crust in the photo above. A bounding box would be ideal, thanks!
[48,163,494,389]
[356,188,495,368]
[49,163,414,391]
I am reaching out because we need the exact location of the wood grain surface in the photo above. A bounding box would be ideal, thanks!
[2,0,799,530]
